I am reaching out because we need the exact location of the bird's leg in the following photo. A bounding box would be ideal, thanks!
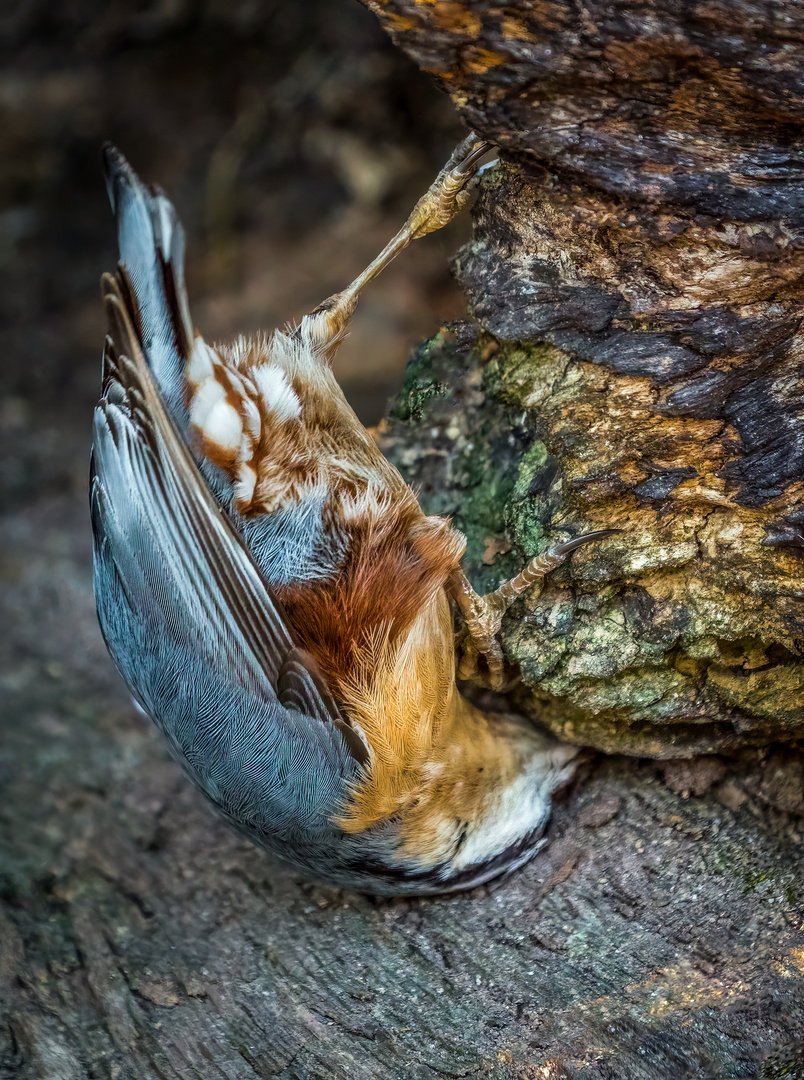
[450,531,618,690]
[300,133,493,353]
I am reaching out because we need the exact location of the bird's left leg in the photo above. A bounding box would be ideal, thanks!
[298,133,493,356]
[450,531,617,690]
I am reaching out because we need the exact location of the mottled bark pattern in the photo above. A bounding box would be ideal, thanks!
[364,0,804,754]
[2,499,803,1079]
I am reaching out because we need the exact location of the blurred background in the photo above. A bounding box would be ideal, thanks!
[0,0,467,518]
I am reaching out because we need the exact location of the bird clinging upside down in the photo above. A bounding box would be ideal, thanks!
[91,134,614,895]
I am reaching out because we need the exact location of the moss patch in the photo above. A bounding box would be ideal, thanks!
[382,329,804,755]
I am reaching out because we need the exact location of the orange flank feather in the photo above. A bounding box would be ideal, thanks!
[275,489,473,834]
[275,496,463,690]
[331,581,545,858]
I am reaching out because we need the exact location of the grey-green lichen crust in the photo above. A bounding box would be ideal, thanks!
[383,328,804,757]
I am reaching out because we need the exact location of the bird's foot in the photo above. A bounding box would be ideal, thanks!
[452,531,618,691]
[303,133,493,349]
[405,133,494,240]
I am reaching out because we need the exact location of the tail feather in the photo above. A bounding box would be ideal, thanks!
[103,143,194,430]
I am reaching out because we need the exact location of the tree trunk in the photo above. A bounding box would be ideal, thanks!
[2,3,804,1079]
[364,0,804,756]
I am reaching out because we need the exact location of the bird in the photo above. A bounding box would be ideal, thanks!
[90,133,615,895]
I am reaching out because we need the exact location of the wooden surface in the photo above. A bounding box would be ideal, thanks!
[1,498,803,1078]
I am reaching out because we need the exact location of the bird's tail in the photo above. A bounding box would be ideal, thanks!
[103,143,195,433]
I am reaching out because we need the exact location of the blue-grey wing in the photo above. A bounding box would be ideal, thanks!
[90,290,367,856]
[103,143,193,434]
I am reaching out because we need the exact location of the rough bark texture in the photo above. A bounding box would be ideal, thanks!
[365,0,804,755]
[3,3,804,1078]
[2,498,804,1079]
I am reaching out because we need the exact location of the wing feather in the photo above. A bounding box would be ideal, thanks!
[103,142,193,428]
[91,298,368,848]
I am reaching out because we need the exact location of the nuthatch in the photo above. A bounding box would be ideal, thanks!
[91,135,613,895]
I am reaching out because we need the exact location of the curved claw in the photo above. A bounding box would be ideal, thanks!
[453,137,494,176]
[452,527,621,690]
[551,528,622,558]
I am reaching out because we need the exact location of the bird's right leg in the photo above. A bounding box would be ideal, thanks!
[450,531,618,690]
[299,133,493,358]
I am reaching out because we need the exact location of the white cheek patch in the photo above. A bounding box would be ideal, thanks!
[448,744,576,873]
[252,363,301,423]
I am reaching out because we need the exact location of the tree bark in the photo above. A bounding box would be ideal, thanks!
[3,3,804,1078]
[365,0,804,756]
[2,499,803,1078]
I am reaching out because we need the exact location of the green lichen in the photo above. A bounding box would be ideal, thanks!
[760,1050,804,1079]
[483,343,568,409]
[741,868,799,904]
[449,426,523,592]
[383,328,804,755]
[391,333,450,423]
